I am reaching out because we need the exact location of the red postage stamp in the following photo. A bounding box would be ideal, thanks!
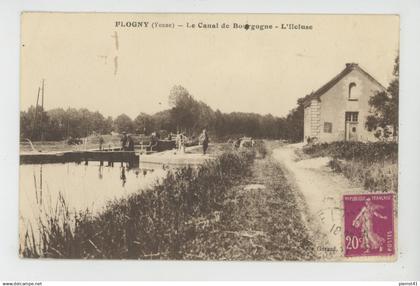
[343,194,395,257]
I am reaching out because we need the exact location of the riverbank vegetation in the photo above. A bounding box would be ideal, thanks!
[302,141,398,193]
[21,149,256,258]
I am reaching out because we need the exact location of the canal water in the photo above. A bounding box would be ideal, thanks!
[19,162,167,246]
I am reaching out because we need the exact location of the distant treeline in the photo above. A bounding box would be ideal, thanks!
[20,85,304,142]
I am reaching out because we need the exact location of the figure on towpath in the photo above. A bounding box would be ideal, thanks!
[98,135,105,150]
[176,131,186,154]
[120,132,128,151]
[126,134,135,151]
[200,129,209,155]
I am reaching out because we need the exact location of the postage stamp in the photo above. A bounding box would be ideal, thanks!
[343,194,395,257]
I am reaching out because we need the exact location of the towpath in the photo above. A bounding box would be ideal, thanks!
[272,143,365,260]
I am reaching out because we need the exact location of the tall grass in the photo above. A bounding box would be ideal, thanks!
[303,141,398,193]
[21,150,255,259]
[327,158,398,193]
[303,141,398,163]
[182,156,318,261]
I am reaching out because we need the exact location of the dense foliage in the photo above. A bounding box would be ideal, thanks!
[302,141,398,162]
[303,141,398,193]
[21,85,305,142]
[366,56,399,139]
[20,107,113,141]
[327,158,398,193]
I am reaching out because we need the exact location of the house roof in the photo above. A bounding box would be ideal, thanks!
[302,63,387,106]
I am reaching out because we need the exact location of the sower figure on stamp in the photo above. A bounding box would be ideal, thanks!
[352,198,388,253]
[200,128,209,155]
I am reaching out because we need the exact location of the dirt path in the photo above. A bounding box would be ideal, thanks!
[272,143,365,260]
[184,151,318,261]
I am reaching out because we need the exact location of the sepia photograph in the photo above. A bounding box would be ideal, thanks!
[19,13,399,261]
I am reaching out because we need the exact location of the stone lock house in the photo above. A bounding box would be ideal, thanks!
[303,63,387,143]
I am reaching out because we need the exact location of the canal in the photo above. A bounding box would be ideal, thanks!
[19,162,167,248]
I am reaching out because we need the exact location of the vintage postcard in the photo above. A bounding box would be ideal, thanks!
[19,13,399,261]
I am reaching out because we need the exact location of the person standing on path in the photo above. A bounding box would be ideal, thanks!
[121,131,128,151]
[200,128,209,155]
[175,131,186,154]
[98,135,105,150]
[126,134,135,151]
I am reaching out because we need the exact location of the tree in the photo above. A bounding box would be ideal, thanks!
[103,116,114,134]
[284,97,305,142]
[20,105,49,141]
[134,113,154,135]
[20,85,307,142]
[114,114,134,133]
[20,110,33,140]
[168,85,198,133]
[47,108,67,140]
[20,106,116,141]
[152,110,174,132]
[193,101,215,132]
[366,56,399,139]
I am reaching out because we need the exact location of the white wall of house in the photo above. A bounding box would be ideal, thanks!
[303,105,311,141]
[304,68,386,142]
[304,99,321,141]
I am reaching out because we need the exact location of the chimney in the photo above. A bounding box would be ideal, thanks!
[346,63,359,69]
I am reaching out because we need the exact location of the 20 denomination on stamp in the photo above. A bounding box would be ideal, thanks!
[343,194,394,257]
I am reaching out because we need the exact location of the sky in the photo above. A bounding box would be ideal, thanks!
[20,13,399,119]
